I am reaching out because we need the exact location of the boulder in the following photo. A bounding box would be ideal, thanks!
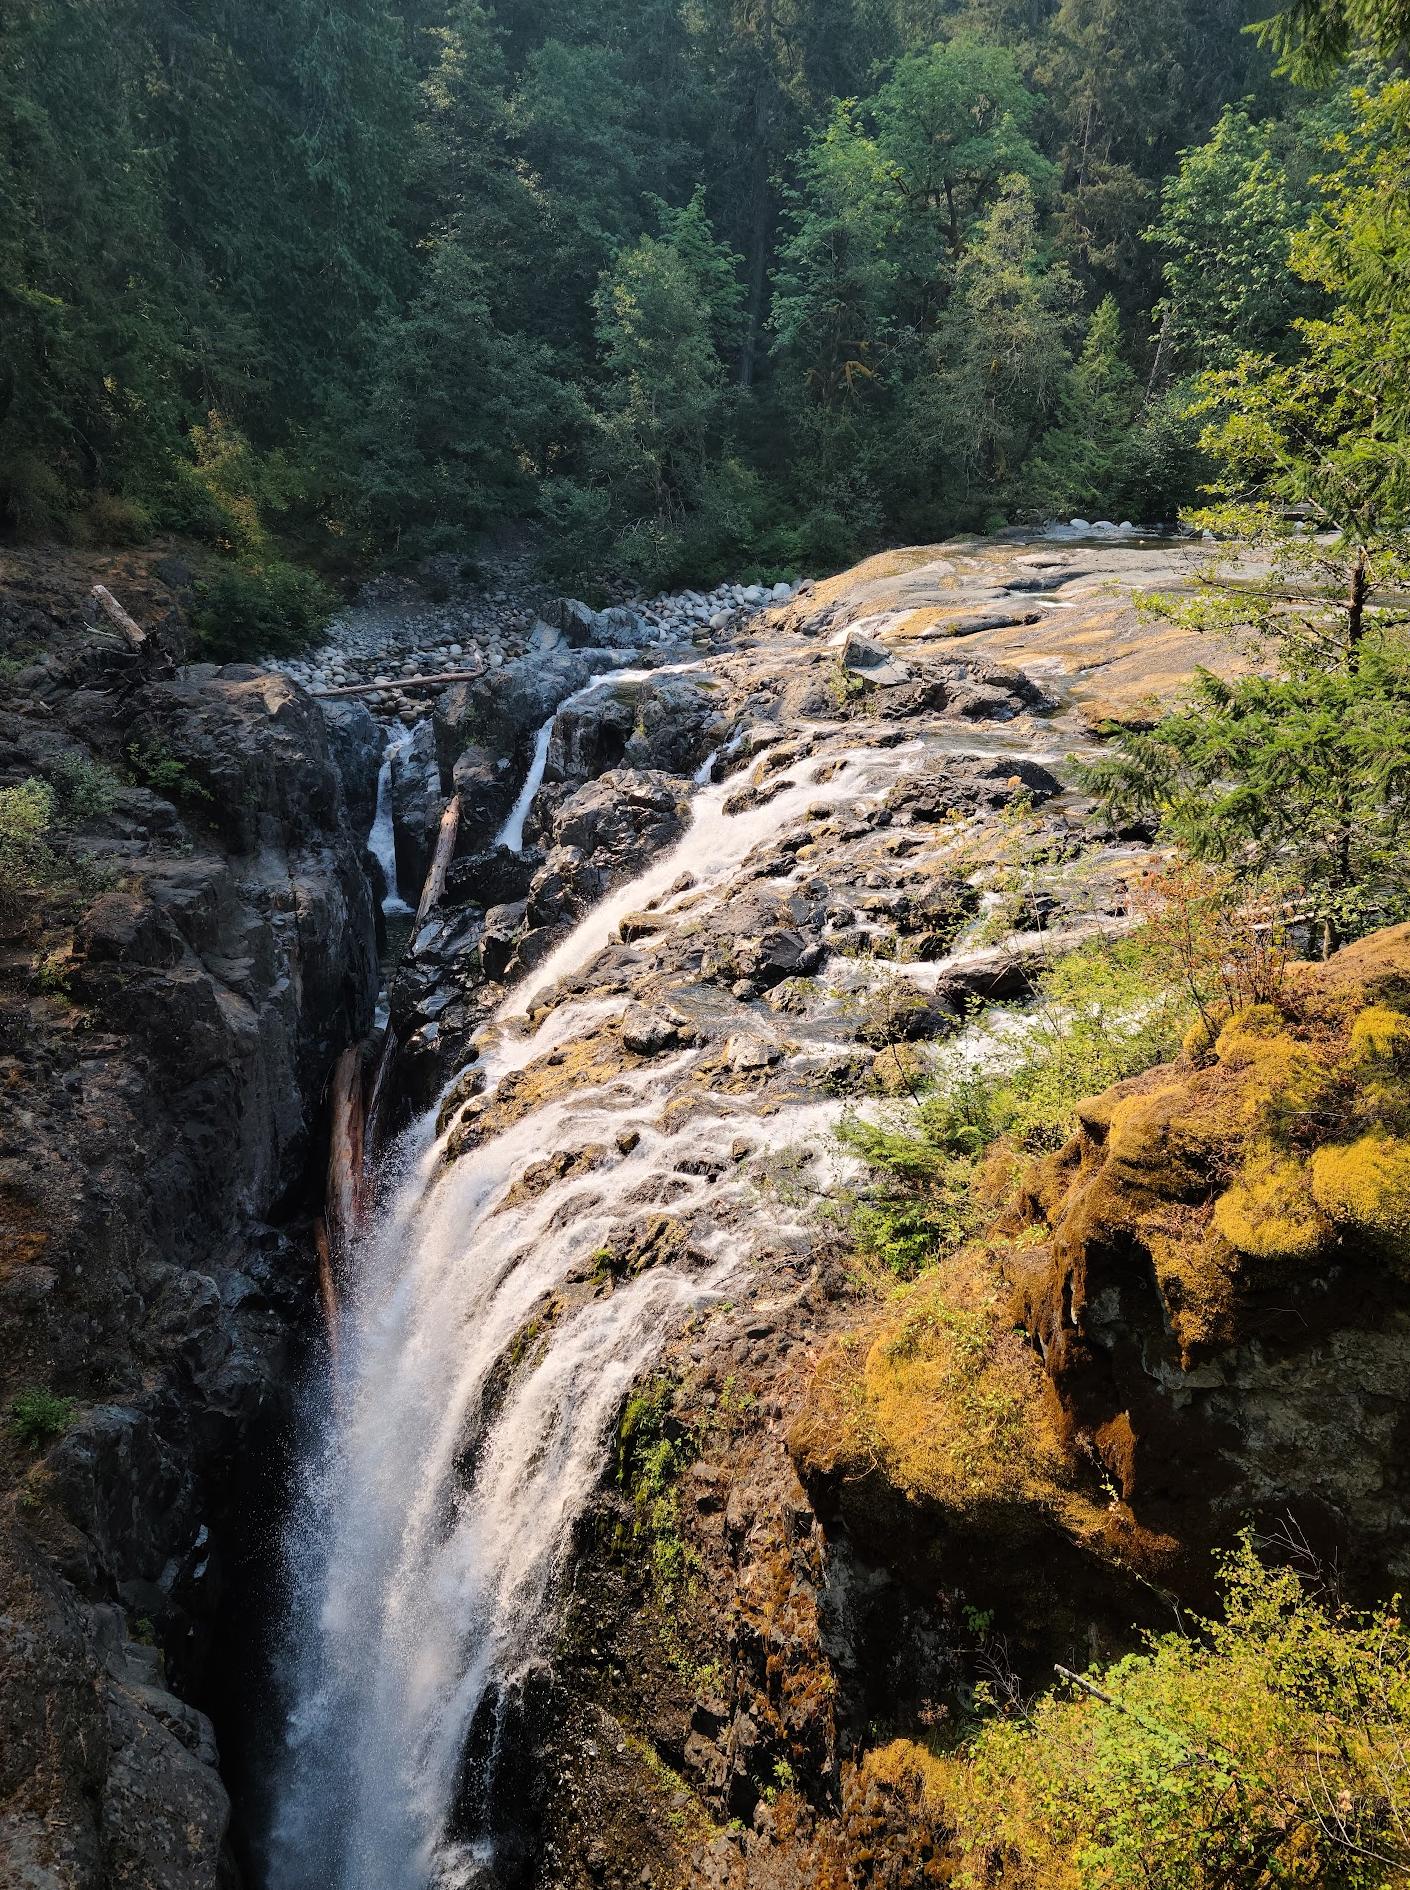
[318,697,382,836]
[842,628,910,686]
[390,717,442,898]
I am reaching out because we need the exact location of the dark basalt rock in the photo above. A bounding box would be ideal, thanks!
[1,632,377,1890]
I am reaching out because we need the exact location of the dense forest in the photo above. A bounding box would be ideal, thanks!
[0,0,1405,611]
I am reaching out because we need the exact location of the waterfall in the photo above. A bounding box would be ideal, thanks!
[496,662,703,853]
[494,715,555,854]
[269,740,910,1890]
[369,728,416,916]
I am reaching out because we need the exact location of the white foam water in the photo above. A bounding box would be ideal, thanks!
[495,662,703,853]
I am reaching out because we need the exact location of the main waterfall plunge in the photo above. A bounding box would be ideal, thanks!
[265,743,918,1890]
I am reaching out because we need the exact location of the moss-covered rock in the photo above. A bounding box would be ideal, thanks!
[1213,1149,1329,1262]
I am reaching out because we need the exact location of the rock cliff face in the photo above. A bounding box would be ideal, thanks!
[0,547,378,1888]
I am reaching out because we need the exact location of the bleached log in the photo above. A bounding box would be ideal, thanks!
[363,1026,398,1170]
[310,668,484,699]
[89,584,147,650]
[314,1216,339,1360]
[413,793,461,933]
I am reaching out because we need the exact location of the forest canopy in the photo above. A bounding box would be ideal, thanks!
[0,0,1400,589]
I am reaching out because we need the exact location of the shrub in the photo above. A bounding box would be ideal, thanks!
[934,1539,1410,1888]
[125,742,212,805]
[9,1387,76,1447]
[50,751,120,819]
[838,934,1194,1276]
[0,778,59,919]
[191,559,334,662]
[79,490,153,545]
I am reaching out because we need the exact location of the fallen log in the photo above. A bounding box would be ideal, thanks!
[413,793,462,934]
[89,584,147,650]
[326,1043,366,1266]
[363,1025,399,1170]
[310,667,485,699]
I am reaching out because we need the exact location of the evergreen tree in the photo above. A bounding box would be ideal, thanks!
[1149,106,1316,373]
[1026,294,1142,514]
[770,103,901,409]
[905,175,1079,523]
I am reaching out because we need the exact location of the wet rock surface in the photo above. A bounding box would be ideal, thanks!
[328,532,1272,1889]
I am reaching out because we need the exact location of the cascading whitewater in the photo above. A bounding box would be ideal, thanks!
[268,745,912,1890]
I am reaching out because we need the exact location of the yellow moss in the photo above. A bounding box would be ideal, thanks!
[1213,1004,1285,1063]
[1105,1083,1222,1193]
[858,1262,1072,1518]
[856,1737,951,1807]
[1310,1133,1410,1248]
[1213,1151,1328,1262]
[1349,1003,1410,1067]
[1212,1006,1326,1130]
[1182,1012,1218,1061]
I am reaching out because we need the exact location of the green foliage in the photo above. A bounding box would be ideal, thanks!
[943,1538,1410,1887]
[1026,295,1143,515]
[49,752,120,820]
[8,1387,76,1448]
[1149,105,1317,374]
[125,743,213,807]
[1088,653,1410,947]
[191,561,335,663]
[1,0,1398,574]
[841,934,1194,1275]
[616,1375,697,1597]
[903,176,1081,520]
[0,778,59,919]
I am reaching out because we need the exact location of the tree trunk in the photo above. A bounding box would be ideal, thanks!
[944,177,961,258]
[737,2,776,390]
[88,585,147,651]
[1346,546,1369,666]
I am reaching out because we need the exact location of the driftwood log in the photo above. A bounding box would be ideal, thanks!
[363,1026,399,1171]
[413,793,462,933]
[313,1217,340,1362]
[310,667,485,699]
[89,584,147,650]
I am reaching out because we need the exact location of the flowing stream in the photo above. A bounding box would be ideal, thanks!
[269,737,914,1890]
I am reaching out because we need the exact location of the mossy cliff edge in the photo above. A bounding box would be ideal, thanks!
[793,924,1410,1621]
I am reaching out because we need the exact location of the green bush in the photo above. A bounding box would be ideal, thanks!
[9,1387,76,1447]
[125,742,212,805]
[839,936,1194,1275]
[191,559,334,662]
[0,778,59,919]
[939,1538,1410,1888]
[50,751,120,819]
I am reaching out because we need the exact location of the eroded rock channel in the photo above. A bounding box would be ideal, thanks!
[9,535,1410,1890]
